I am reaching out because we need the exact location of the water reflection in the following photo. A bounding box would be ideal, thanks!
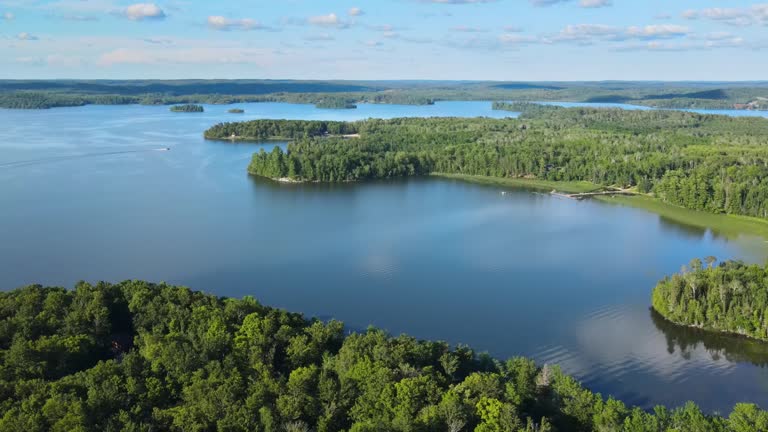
[650,309,768,367]
[658,215,710,239]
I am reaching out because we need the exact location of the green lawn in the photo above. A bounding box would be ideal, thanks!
[431,173,601,194]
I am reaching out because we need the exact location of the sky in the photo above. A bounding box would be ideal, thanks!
[0,0,766,80]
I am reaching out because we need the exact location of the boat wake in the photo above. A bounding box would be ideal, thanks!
[0,147,171,169]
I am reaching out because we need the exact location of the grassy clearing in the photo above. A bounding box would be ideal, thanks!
[431,173,601,194]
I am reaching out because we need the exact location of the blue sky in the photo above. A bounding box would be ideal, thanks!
[0,0,766,80]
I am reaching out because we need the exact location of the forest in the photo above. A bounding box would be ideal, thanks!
[170,104,204,113]
[652,259,768,342]
[2,280,767,432]
[206,108,768,219]
[1,80,766,110]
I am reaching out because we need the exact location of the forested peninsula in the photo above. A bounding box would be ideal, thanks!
[652,259,768,342]
[205,107,768,220]
[2,281,768,432]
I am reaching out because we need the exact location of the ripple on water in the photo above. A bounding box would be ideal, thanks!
[530,303,744,408]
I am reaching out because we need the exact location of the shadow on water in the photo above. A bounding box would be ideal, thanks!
[657,215,709,239]
[650,308,768,367]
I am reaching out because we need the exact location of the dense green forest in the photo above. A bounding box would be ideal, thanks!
[1,80,766,110]
[315,98,358,109]
[170,104,204,113]
[2,281,767,432]
[652,259,768,341]
[206,108,768,219]
[492,102,565,116]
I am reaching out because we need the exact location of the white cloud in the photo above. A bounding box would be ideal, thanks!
[579,0,611,8]
[16,32,38,40]
[498,33,539,44]
[555,24,622,42]
[207,16,267,31]
[2,11,14,20]
[619,37,746,52]
[123,3,165,21]
[553,23,690,43]
[626,25,689,39]
[98,47,271,66]
[307,13,347,28]
[348,7,364,16]
[682,4,768,27]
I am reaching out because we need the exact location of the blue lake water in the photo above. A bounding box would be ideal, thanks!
[1,101,767,413]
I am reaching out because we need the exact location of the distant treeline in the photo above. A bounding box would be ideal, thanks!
[2,280,767,431]
[2,80,767,110]
[652,259,768,342]
[206,108,768,219]
[0,92,433,110]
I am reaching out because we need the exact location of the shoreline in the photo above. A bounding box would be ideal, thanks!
[243,168,768,242]
[597,194,768,241]
[651,306,768,344]
[433,173,768,242]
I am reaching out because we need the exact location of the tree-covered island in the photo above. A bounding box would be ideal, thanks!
[2,280,768,432]
[652,259,768,342]
[170,104,204,113]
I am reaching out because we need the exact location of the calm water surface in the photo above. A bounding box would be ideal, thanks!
[2,101,768,413]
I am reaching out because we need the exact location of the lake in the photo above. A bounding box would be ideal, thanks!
[2,101,768,413]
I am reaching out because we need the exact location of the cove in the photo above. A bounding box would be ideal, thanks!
[1,101,768,413]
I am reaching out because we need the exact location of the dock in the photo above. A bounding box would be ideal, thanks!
[550,188,636,200]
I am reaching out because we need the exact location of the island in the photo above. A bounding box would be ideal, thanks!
[652,259,768,342]
[2,280,766,431]
[204,107,768,229]
[228,108,245,113]
[170,104,204,113]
